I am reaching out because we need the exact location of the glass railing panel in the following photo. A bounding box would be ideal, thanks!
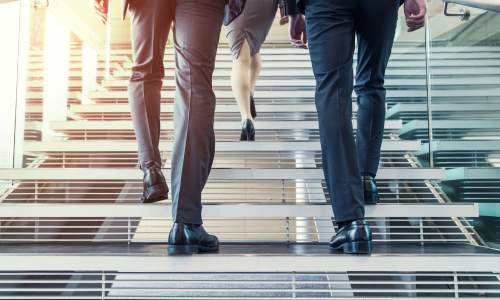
[0,0,25,195]
[21,0,109,164]
[427,0,500,248]
[0,0,22,170]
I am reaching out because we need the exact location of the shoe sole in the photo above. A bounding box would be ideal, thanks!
[141,183,169,204]
[364,192,380,205]
[167,244,219,255]
[331,241,372,254]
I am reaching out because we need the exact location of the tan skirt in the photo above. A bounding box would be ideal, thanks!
[223,0,279,59]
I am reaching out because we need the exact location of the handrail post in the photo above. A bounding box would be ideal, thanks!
[424,14,434,167]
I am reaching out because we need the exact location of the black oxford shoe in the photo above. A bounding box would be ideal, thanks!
[330,220,372,254]
[141,161,169,203]
[240,119,255,141]
[362,175,380,204]
[168,223,219,254]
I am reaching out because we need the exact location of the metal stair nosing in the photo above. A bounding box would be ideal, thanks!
[114,67,500,78]
[122,60,500,69]
[100,77,500,89]
[1,243,499,273]
[152,52,500,62]
[416,140,500,156]
[444,167,500,181]
[0,203,478,219]
[87,89,500,100]
[26,91,82,101]
[399,119,500,136]
[48,120,403,131]
[38,46,499,56]
[387,103,500,119]
[23,140,422,153]
[69,103,359,114]
[0,167,445,180]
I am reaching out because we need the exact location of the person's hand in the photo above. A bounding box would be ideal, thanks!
[279,7,289,25]
[31,0,49,10]
[289,14,307,49]
[90,0,109,25]
[404,0,426,32]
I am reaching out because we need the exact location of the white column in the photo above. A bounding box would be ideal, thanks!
[0,0,29,169]
[42,10,70,141]
[0,1,21,169]
[81,42,97,104]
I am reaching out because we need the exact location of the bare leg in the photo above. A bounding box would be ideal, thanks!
[231,38,253,123]
[249,51,262,95]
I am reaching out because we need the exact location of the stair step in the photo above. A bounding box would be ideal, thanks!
[49,120,403,131]
[416,140,500,156]
[69,103,356,114]
[156,52,500,62]
[0,203,477,218]
[399,120,500,137]
[445,167,500,181]
[87,89,500,100]
[26,91,82,101]
[28,46,500,56]
[113,67,500,78]
[122,60,500,70]
[24,140,421,153]
[100,77,500,89]
[0,168,445,180]
[387,103,500,119]
[29,61,123,71]
[0,243,498,272]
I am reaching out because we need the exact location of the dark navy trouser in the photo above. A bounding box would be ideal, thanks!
[304,0,399,222]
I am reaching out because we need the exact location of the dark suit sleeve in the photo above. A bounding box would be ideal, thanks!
[122,0,129,20]
[283,0,302,15]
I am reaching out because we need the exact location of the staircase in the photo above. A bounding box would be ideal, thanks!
[2,38,500,298]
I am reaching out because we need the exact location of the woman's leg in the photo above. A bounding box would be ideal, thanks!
[249,51,262,95]
[231,38,253,123]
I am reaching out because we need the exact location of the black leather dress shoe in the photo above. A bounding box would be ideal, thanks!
[141,161,169,203]
[240,119,255,141]
[362,175,380,204]
[250,93,257,119]
[168,223,219,254]
[330,220,372,254]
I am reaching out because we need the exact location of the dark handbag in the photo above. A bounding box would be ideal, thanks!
[223,0,247,26]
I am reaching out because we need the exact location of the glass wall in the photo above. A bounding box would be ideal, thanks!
[21,0,109,166]
[0,0,26,169]
[425,1,500,248]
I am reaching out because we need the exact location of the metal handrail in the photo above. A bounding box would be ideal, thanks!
[442,0,500,13]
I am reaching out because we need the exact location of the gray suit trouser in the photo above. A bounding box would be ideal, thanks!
[128,0,226,224]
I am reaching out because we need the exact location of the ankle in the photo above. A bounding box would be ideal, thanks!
[361,172,376,178]
[337,219,364,230]
[141,160,161,172]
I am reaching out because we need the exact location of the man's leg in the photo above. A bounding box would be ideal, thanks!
[171,0,226,224]
[354,0,399,176]
[304,0,365,224]
[128,0,174,169]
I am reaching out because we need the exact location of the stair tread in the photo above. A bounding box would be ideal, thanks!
[49,120,403,130]
[0,168,445,180]
[1,243,498,272]
[0,203,478,218]
[23,140,421,152]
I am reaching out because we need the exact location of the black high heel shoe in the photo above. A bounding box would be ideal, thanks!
[240,119,255,141]
[250,93,257,119]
